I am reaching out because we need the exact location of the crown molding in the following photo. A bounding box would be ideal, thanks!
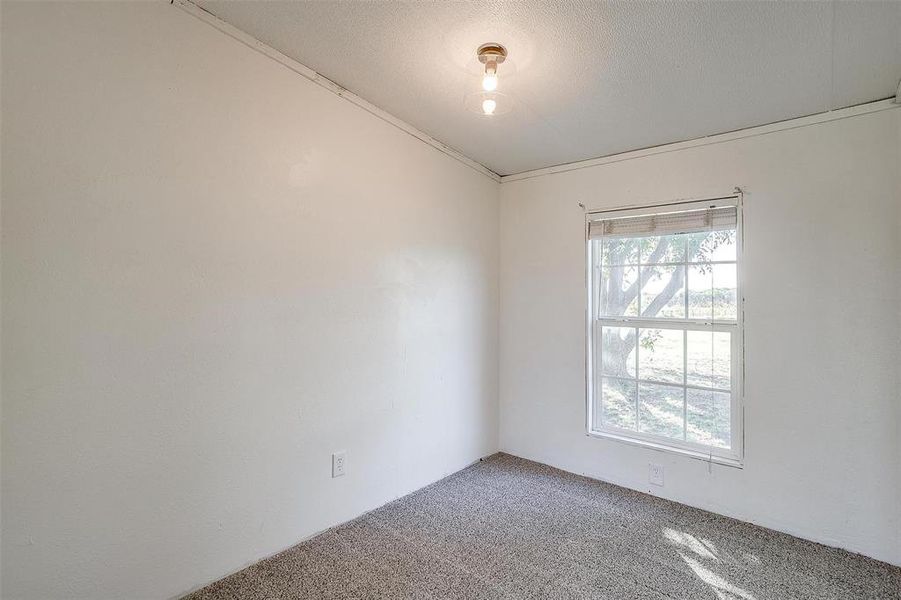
[502,98,900,183]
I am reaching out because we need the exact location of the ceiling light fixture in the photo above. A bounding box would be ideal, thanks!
[464,42,512,117]
[478,43,506,91]
[476,42,507,92]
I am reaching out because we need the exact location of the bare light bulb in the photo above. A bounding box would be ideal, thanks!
[482,73,498,91]
[482,98,497,115]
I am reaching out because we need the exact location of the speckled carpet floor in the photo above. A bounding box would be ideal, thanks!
[185,453,900,599]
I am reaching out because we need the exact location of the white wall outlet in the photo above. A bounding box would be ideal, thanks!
[649,463,664,487]
[332,451,347,478]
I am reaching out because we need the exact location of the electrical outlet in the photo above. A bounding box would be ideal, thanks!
[332,451,347,478]
[649,463,664,487]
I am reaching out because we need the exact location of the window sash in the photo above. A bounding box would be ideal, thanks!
[591,321,739,445]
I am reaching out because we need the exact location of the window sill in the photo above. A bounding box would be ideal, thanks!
[587,429,744,469]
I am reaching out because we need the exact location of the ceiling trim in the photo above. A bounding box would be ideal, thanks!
[501,98,901,184]
[172,0,501,183]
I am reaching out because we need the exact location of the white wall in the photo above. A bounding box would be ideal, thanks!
[0,2,499,599]
[499,107,901,566]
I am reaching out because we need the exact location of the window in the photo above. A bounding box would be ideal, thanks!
[586,197,743,464]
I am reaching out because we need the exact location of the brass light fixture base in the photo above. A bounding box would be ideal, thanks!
[477,43,508,65]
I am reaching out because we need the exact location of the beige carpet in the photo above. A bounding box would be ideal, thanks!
[185,453,901,599]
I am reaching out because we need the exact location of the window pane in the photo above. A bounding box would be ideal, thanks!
[686,389,731,448]
[712,263,737,320]
[601,377,636,430]
[601,326,636,378]
[687,264,712,320]
[688,230,736,262]
[686,331,731,389]
[640,266,685,318]
[602,238,638,266]
[639,234,687,264]
[638,382,684,439]
[638,328,684,384]
[599,266,638,317]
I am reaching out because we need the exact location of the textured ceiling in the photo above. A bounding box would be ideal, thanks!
[195,0,901,176]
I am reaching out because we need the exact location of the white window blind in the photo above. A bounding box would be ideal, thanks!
[589,206,737,240]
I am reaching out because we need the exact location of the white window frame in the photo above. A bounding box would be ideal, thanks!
[585,195,744,467]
